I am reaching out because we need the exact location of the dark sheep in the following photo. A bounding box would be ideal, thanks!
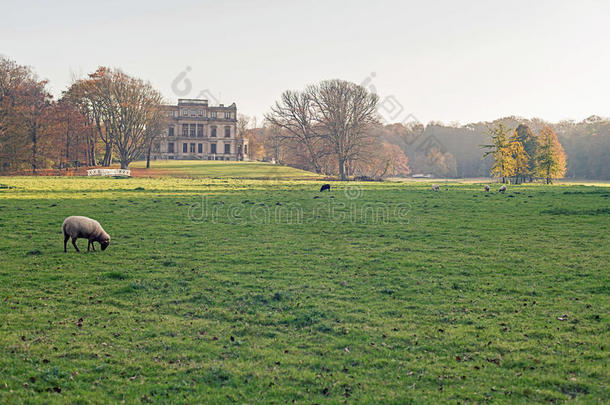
[320,184,331,192]
[499,185,507,193]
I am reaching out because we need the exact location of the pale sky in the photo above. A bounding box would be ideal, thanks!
[2,0,609,125]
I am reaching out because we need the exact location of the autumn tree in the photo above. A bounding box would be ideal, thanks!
[47,98,90,168]
[481,123,515,183]
[0,57,54,173]
[65,70,114,166]
[351,139,410,179]
[535,125,566,184]
[513,124,537,181]
[308,80,379,180]
[70,68,165,169]
[508,140,529,184]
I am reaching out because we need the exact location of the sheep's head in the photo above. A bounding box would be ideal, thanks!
[100,235,110,251]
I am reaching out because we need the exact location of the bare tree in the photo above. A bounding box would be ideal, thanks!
[70,68,165,169]
[265,90,326,173]
[65,70,114,166]
[308,80,379,180]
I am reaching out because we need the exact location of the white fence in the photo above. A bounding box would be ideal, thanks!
[87,169,131,177]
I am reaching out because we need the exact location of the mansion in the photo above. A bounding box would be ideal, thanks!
[151,99,248,161]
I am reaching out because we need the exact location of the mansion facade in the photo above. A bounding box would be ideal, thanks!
[151,99,248,161]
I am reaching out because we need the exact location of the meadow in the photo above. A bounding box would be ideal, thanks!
[0,162,608,403]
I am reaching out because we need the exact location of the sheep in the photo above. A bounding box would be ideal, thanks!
[431,184,440,191]
[499,185,507,193]
[320,184,331,192]
[62,216,110,252]
[484,185,490,192]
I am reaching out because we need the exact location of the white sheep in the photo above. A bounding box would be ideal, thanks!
[431,184,440,191]
[484,185,490,192]
[62,216,110,252]
[499,185,507,193]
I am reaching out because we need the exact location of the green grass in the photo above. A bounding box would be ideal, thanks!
[0,174,608,403]
[130,160,322,179]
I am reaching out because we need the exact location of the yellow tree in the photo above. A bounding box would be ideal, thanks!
[535,126,566,184]
[508,135,530,184]
[481,123,515,183]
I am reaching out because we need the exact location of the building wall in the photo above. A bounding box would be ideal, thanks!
[151,99,249,161]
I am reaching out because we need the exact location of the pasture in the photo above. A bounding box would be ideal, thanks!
[0,166,608,403]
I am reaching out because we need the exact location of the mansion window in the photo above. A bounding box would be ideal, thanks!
[182,124,188,136]
[210,111,217,118]
[182,143,188,153]
[244,144,247,154]
[211,126,217,137]
[168,142,174,153]
[224,126,231,137]
[225,112,231,119]
[182,109,188,116]
[224,143,230,154]
[198,143,203,153]
[168,126,174,137]
[210,143,217,154]
[189,124,196,137]
[153,143,160,152]
[198,109,204,117]
[197,124,203,137]
[190,143,195,153]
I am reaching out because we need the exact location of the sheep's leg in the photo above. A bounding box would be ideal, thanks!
[90,240,96,252]
[64,233,69,253]
[87,240,91,252]
[72,237,80,252]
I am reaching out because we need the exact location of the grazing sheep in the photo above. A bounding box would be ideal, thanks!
[484,185,490,192]
[62,216,110,252]
[431,184,440,191]
[320,184,331,192]
[499,185,507,193]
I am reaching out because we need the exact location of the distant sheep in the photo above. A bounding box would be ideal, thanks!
[320,184,331,192]
[62,216,110,252]
[499,185,507,193]
[484,185,490,192]
[431,184,440,191]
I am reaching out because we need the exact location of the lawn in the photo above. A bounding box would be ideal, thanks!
[0,172,608,403]
[129,160,322,180]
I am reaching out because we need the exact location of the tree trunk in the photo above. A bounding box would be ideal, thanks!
[146,144,152,169]
[102,143,112,166]
[89,135,96,166]
[120,150,129,169]
[31,126,37,173]
[339,159,346,181]
[65,128,70,168]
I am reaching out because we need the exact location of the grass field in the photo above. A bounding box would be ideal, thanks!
[129,160,322,179]
[0,167,608,403]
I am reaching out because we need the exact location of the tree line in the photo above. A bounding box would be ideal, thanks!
[0,57,166,173]
[247,115,607,181]
[1,55,607,179]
